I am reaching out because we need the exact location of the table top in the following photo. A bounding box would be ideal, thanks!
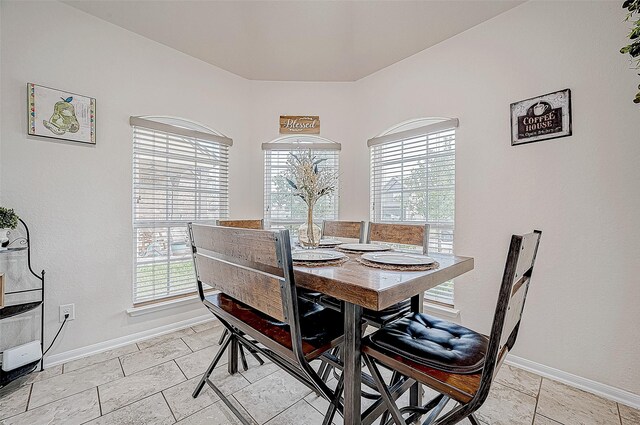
[293,252,474,311]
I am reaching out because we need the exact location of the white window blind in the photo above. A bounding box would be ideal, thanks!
[369,119,456,305]
[263,137,340,231]
[132,117,230,304]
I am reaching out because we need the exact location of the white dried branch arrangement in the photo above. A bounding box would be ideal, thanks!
[286,150,338,207]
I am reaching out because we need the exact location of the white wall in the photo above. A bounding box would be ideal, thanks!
[0,0,251,354]
[1,0,639,398]
[354,1,640,394]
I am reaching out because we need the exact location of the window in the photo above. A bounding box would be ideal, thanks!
[263,136,340,231]
[369,118,458,305]
[131,116,231,304]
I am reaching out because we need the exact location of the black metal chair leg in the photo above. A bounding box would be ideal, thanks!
[193,333,232,398]
[218,328,229,345]
[238,344,249,371]
[248,347,265,365]
[320,346,339,382]
[380,371,402,425]
[420,395,450,425]
[204,374,253,425]
[322,372,344,425]
[364,355,406,425]
[467,413,481,425]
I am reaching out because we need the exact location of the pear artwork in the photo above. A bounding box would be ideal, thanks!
[43,96,80,135]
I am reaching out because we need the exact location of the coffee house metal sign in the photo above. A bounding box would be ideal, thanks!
[279,115,320,134]
[510,89,572,145]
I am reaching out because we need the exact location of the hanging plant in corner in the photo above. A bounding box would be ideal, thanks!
[621,0,640,103]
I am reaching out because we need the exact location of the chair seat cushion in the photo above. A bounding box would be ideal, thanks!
[321,296,410,326]
[298,289,324,302]
[367,312,488,374]
[363,299,411,326]
[204,293,344,360]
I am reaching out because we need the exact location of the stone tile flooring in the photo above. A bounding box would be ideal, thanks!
[0,320,638,424]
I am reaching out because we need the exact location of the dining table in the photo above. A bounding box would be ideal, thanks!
[291,249,475,425]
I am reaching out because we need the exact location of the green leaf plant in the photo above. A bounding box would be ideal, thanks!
[622,0,640,103]
[0,207,19,230]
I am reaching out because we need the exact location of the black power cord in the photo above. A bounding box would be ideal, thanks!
[43,313,69,356]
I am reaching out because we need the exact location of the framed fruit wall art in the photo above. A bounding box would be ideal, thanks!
[27,83,96,144]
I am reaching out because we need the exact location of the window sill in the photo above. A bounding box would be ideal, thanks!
[423,302,460,319]
[127,294,203,317]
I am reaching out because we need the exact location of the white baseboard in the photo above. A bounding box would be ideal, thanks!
[43,314,215,368]
[506,354,640,410]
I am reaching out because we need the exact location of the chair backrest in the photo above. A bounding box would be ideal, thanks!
[322,220,365,242]
[216,219,264,230]
[189,224,290,322]
[475,230,542,403]
[366,222,430,254]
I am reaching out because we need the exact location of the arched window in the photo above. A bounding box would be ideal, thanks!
[262,135,340,230]
[130,116,232,304]
[368,117,457,304]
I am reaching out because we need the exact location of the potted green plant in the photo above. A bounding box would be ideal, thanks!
[0,208,19,248]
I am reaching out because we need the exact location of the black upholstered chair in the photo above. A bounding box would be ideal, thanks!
[188,224,345,425]
[361,230,542,425]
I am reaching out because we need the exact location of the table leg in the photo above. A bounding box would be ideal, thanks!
[343,302,363,425]
[410,293,424,408]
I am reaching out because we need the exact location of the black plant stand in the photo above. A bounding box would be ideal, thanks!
[0,219,45,388]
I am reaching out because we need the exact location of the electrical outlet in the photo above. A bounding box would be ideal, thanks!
[59,304,75,322]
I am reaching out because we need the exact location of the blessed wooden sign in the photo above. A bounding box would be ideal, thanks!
[510,89,572,146]
[279,116,320,134]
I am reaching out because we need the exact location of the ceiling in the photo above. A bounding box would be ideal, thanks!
[64,0,524,82]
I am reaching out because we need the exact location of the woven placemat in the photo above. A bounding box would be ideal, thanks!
[293,256,349,268]
[355,256,440,271]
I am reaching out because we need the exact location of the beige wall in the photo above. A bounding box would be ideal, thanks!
[353,1,640,394]
[1,0,639,397]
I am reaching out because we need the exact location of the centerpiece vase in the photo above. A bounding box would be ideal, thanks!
[298,202,321,249]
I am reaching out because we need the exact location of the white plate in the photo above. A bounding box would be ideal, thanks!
[337,243,392,252]
[319,238,342,247]
[361,252,435,266]
[292,250,346,262]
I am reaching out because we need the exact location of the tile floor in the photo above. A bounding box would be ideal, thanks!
[0,320,638,425]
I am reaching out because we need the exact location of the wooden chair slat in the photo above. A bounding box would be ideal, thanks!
[322,220,365,241]
[367,223,429,253]
[500,278,528,349]
[191,223,281,268]
[513,231,539,284]
[217,219,264,230]
[195,253,285,322]
[498,231,541,351]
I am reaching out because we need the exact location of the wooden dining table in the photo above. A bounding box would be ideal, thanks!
[292,251,474,425]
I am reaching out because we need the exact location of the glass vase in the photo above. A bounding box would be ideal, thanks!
[298,203,321,249]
